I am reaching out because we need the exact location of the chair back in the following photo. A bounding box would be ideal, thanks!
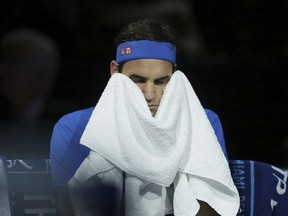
[229,160,288,216]
[5,159,57,216]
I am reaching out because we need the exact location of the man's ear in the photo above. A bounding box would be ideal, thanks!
[110,60,119,76]
[173,64,177,72]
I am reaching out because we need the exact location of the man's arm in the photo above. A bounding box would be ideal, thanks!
[202,110,229,215]
[50,109,92,215]
[205,109,228,159]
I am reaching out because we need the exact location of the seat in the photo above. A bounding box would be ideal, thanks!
[5,159,57,216]
[229,160,288,216]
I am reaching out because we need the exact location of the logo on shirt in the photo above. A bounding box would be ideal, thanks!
[121,46,132,55]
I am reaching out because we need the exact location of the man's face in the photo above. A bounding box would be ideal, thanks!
[121,59,173,116]
[0,50,41,107]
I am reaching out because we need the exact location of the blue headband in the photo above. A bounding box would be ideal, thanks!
[116,40,176,64]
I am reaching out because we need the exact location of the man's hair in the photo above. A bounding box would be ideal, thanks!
[0,28,60,71]
[0,28,60,92]
[114,19,176,47]
[113,19,177,71]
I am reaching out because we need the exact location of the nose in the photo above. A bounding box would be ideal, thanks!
[141,82,156,102]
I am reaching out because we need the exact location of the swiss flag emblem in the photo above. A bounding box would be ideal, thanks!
[121,46,132,55]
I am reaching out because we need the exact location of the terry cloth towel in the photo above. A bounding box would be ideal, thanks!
[74,70,240,215]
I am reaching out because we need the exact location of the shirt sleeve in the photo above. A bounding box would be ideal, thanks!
[205,109,228,159]
[50,109,92,185]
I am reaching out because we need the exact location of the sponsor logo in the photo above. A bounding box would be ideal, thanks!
[121,46,132,55]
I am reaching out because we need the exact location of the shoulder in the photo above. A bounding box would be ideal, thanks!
[204,109,221,124]
[204,108,227,158]
[204,108,219,118]
[50,107,94,184]
[50,107,94,149]
[57,107,94,129]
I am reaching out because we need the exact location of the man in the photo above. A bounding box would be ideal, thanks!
[0,28,64,159]
[50,19,239,215]
[0,28,60,122]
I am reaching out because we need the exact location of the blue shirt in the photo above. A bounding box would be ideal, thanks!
[50,107,227,185]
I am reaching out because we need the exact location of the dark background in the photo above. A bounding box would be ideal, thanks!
[0,0,287,167]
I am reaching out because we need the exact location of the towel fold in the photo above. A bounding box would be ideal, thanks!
[75,70,239,215]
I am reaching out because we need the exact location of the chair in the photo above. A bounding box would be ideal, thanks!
[229,160,288,216]
[5,159,57,216]
[3,157,288,215]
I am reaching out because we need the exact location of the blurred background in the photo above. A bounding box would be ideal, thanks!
[0,0,287,168]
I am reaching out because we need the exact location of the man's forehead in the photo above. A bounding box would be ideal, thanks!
[122,59,173,75]
[128,73,171,80]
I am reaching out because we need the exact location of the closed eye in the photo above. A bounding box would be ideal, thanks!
[129,74,147,84]
[154,76,171,85]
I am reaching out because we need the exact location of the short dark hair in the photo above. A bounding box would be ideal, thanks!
[114,19,177,72]
[114,19,176,48]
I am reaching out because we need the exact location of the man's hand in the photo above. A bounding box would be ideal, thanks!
[196,200,220,216]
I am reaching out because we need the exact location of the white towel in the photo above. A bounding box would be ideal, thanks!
[75,70,239,215]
